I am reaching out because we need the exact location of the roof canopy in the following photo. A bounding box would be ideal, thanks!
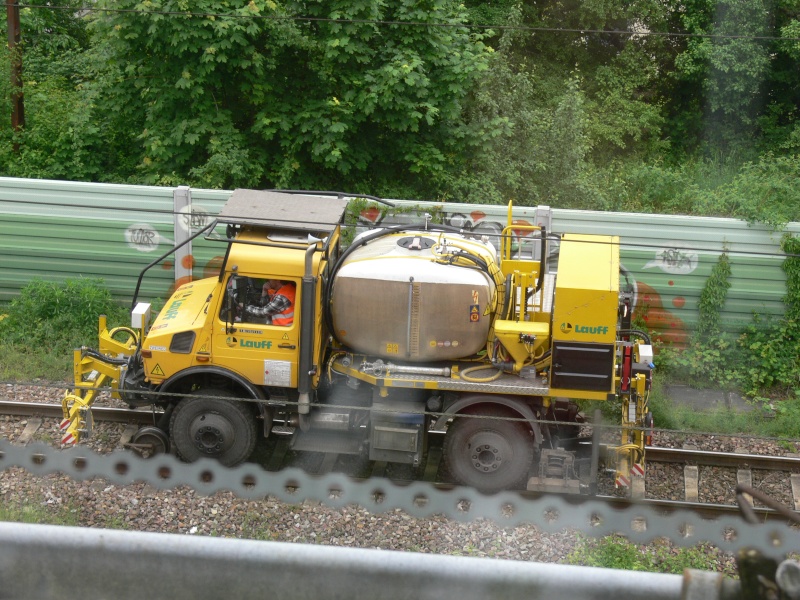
[218,189,350,234]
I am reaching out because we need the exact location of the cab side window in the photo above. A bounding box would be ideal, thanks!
[220,275,296,327]
[220,276,267,324]
[246,279,296,327]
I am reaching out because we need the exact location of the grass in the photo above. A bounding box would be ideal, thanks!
[0,495,80,527]
[565,535,735,576]
[240,511,275,541]
[0,278,129,382]
[0,342,74,381]
[0,490,133,531]
[648,380,800,441]
[583,378,800,445]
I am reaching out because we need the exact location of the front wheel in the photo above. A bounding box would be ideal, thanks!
[128,426,169,458]
[443,406,534,493]
[170,389,257,467]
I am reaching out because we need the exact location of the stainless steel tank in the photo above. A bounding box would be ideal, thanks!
[331,232,497,361]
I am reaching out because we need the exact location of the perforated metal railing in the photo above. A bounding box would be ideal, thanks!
[2,439,799,599]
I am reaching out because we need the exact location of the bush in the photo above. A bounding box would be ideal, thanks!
[697,154,800,228]
[734,235,800,397]
[602,163,700,214]
[736,316,800,397]
[670,251,742,389]
[0,278,127,355]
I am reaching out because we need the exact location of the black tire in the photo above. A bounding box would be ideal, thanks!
[443,406,534,493]
[170,388,257,467]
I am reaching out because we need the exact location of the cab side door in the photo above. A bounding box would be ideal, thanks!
[211,274,300,388]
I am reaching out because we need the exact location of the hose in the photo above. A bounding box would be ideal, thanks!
[618,329,652,346]
[109,326,140,346]
[610,443,645,464]
[460,364,504,383]
[501,274,513,320]
[83,348,129,366]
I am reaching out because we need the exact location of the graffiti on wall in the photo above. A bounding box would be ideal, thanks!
[644,247,699,275]
[177,205,212,234]
[125,223,169,252]
[127,206,212,253]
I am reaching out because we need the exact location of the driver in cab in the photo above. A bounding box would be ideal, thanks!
[244,279,295,326]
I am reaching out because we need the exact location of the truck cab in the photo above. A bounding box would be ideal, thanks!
[59,190,347,465]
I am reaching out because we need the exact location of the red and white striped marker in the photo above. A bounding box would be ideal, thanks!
[59,419,70,431]
[631,463,645,477]
[615,475,630,488]
[61,432,76,446]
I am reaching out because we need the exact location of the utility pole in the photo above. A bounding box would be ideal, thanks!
[7,0,25,144]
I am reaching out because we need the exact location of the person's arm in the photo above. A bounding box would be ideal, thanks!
[246,293,291,317]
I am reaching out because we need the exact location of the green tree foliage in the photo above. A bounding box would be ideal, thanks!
[0,1,134,180]
[442,10,601,206]
[2,0,799,226]
[464,0,799,216]
[664,0,798,158]
[506,0,671,163]
[85,0,493,193]
[18,1,91,83]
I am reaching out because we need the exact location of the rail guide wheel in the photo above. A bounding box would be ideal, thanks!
[127,426,170,458]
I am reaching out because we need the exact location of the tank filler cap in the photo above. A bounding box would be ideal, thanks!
[397,236,435,251]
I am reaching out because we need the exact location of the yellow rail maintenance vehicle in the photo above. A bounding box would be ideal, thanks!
[62,189,653,494]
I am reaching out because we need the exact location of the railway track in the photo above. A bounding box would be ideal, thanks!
[2,399,799,522]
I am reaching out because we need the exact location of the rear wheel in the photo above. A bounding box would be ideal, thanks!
[170,388,257,467]
[443,406,534,493]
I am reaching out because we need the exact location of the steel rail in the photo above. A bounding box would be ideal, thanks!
[0,400,159,424]
[646,446,800,471]
[391,484,792,521]
[594,494,792,521]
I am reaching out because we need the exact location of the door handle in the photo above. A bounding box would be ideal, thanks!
[278,343,296,349]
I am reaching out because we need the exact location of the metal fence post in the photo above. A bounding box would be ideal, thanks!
[173,185,192,284]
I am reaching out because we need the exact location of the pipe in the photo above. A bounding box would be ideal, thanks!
[536,226,547,292]
[589,409,601,496]
[131,220,217,310]
[298,242,320,417]
[361,360,450,378]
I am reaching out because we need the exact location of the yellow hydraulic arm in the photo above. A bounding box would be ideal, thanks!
[609,340,653,493]
[60,315,141,446]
